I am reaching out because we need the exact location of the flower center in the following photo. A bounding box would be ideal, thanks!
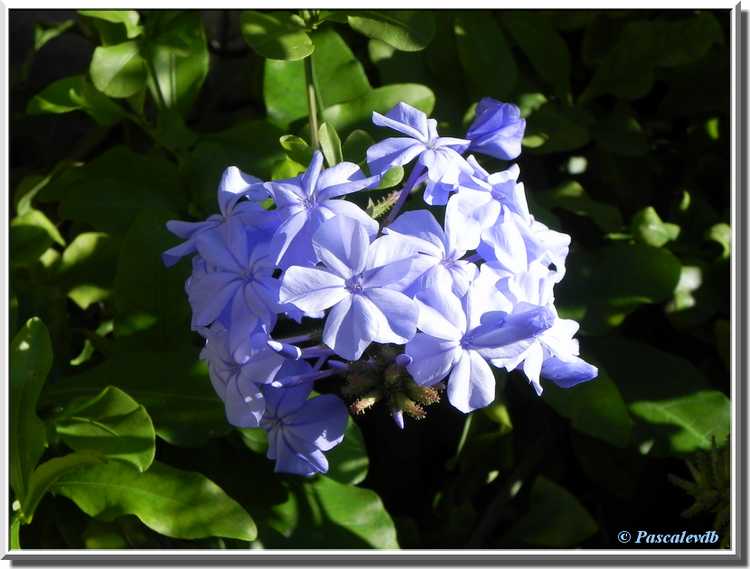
[302,196,316,209]
[346,274,365,294]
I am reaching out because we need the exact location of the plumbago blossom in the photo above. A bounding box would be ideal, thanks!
[164,98,597,477]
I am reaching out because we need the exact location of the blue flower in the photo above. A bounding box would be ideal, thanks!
[264,151,381,269]
[405,267,556,413]
[445,158,529,251]
[162,166,268,267]
[478,207,571,280]
[491,262,598,394]
[384,210,477,297]
[261,373,348,476]
[367,102,472,205]
[187,216,281,360]
[280,215,423,361]
[200,323,294,428]
[466,98,526,161]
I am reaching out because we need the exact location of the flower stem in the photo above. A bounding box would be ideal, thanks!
[304,55,320,149]
[382,164,425,228]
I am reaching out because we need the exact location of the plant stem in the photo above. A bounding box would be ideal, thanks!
[304,55,320,149]
[145,57,168,110]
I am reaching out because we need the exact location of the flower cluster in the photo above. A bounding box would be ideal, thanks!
[163,97,597,476]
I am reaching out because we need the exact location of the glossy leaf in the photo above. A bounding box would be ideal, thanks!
[543,364,633,448]
[279,134,313,164]
[145,12,209,114]
[59,232,118,310]
[589,337,730,455]
[42,349,229,447]
[33,19,75,51]
[630,206,680,248]
[54,461,257,541]
[21,452,106,524]
[265,476,398,548]
[10,318,53,502]
[52,146,183,234]
[10,209,65,266]
[264,28,370,126]
[347,11,435,52]
[78,10,142,39]
[240,11,313,61]
[90,41,147,98]
[54,386,156,472]
[538,181,623,233]
[322,84,435,133]
[319,122,343,167]
[325,418,369,485]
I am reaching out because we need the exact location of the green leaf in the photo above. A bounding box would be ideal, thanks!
[113,209,191,346]
[322,84,435,134]
[144,12,209,114]
[592,243,682,307]
[376,166,405,189]
[347,11,435,52]
[265,476,398,548]
[271,156,307,180]
[630,206,680,248]
[54,461,257,541]
[59,232,118,310]
[27,76,82,114]
[42,350,229,447]
[501,12,571,97]
[588,337,730,455]
[326,418,369,485]
[10,318,53,502]
[264,28,370,127]
[33,19,75,51]
[52,146,183,234]
[188,120,286,214]
[523,102,591,154]
[90,41,147,98]
[455,12,516,100]
[503,477,598,546]
[706,222,731,260]
[319,122,343,167]
[240,10,313,61]
[54,386,156,472]
[78,10,142,39]
[83,520,129,549]
[543,364,633,448]
[538,181,623,233]
[21,452,106,524]
[342,129,375,163]
[581,14,723,101]
[10,209,65,266]
[279,134,313,164]
[238,428,268,454]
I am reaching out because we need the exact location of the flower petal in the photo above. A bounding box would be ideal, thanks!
[364,287,418,344]
[322,294,375,360]
[405,333,461,386]
[285,394,348,451]
[447,350,495,413]
[372,102,429,140]
[367,137,425,175]
[541,356,598,388]
[279,266,347,313]
[312,215,371,278]
[414,287,465,340]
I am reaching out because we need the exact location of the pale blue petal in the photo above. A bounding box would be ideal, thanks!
[279,266,347,313]
[447,350,495,413]
[405,333,461,386]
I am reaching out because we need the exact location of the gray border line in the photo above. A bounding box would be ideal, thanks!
[2,4,747,566]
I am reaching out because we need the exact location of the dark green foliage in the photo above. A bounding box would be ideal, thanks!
[9,8,731,551]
